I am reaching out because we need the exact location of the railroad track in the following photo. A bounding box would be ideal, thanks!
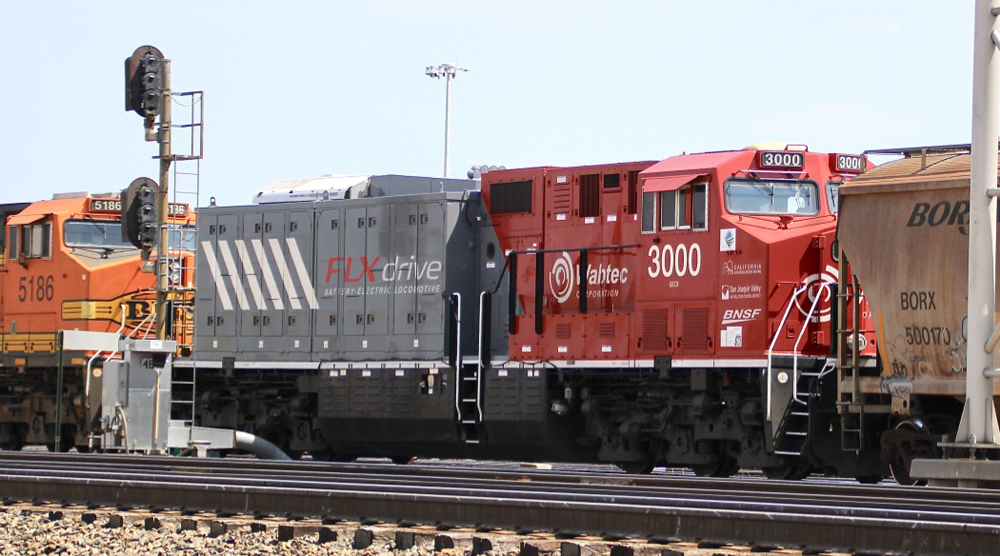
[0,452,996,555]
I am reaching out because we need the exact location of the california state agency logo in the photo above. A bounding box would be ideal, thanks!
[549,252,575,303]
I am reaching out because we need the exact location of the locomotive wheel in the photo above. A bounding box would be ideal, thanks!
[46,427,75,453]
[888,421,928,486]
[762,462,809,481]
[692,455,739,478]
[617,460,655,474]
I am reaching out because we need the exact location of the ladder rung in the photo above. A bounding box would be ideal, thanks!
[464,439,480,444]
[774,450,801,456]
[786,431,807,437]
[461,398,477,403]
[460,420,476,424]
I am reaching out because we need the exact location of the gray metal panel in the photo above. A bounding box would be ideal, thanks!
[416,201,445,337]
[441,196,481,359]
[213,214,240,352]
[285,210,313,355]
[194,213,217,352]
[261,211,285,339]
[343,206,366,337]
[391,203,418,341]
[362,204,390,352]
[476,202,510,359]
[313,207,341,355]
[239,213,262,339]
[367,175,478,197]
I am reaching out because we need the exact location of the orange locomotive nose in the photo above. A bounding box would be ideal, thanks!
[0,192,195,451]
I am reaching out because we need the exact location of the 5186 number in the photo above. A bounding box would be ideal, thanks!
[18,275,54,302]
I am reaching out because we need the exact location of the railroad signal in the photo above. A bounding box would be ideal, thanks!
[125,45,165,119]
[121,177,161,253]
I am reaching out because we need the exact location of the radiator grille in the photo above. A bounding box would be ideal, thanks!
[626,170,639,215]
[579,174,600,218]
[641,308,669,353]
[681,307,710,353]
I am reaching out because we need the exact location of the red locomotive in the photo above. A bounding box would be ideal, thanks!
[482,144,876,477]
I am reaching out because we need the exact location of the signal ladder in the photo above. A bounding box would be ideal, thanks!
[164,90,204,427]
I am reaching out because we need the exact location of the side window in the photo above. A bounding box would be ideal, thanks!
[692,183,708,230]
[6,226,14,260]
[660,191,677,228]
[641,192,656,232]
[19,223,51,259]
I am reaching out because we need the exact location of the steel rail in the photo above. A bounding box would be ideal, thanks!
[0,471,996,555]
[5,459,1000,521]
[0,454,999,554]
[1,451,998,509]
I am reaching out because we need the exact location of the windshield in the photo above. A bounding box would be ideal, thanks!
[724,179,820,216]
[168,225,197,251]
[65,220,197,250]
[64,220,133,249]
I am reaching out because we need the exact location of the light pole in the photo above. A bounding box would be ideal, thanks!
[426,63,467,178]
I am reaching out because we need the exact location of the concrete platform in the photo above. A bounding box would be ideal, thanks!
[911,458,1000,488]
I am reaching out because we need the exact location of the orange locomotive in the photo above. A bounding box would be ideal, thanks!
[0,193,194,450]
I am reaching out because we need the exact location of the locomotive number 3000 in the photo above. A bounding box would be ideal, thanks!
[647,243,701,278]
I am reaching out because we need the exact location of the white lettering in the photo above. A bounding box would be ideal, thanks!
[646,243,702,279]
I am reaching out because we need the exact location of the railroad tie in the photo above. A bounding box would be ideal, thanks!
[395,531,416,550]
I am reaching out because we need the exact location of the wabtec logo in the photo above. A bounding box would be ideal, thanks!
[906,200,968,235]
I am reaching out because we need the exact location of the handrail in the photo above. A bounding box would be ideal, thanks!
[766,283,811,422]
[790,281,834,404]
[477,291,487,421]
[765,281,833,420]
[452,292,462,420]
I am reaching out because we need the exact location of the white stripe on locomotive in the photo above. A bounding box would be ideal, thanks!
[268,237,302,310]
[235,239,266,310]
[286,237,319,310]
[217,240,250,311]
[251,238,284,310]
[200,240,234,311]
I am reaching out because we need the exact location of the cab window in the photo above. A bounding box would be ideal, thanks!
[6,226,15,260]
[642,183,708,232]
[19,223,51,259]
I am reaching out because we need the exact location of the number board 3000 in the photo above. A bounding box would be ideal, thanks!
[759,151,804,169]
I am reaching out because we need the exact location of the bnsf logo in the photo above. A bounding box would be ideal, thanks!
[722,308,761,325]
[906,200,968,235]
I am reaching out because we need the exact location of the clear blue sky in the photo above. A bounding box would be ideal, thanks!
[0,1,975,207]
